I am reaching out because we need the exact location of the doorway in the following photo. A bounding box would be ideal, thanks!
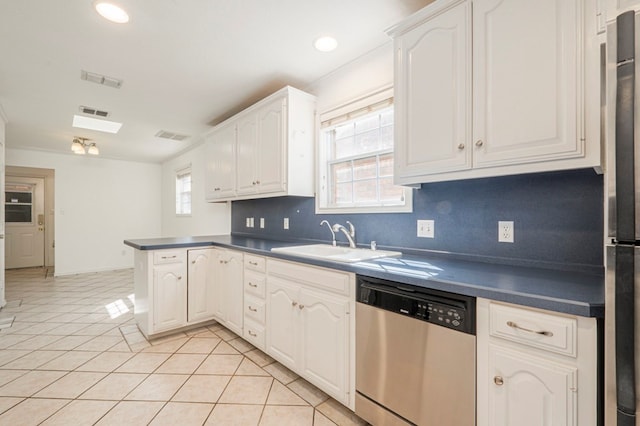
[5,167,55,272]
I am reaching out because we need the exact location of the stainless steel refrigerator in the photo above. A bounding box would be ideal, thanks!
[606,7,640,426]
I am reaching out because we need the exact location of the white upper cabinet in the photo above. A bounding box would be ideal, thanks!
[473,0,580,168]
[394,1,472,177]
[390,0,602,185]
[204,122,236,200]
[205,86,316,202]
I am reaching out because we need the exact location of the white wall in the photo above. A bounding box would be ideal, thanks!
[161,143,230,237]
[6,148,162,276]
[305,42,394,112]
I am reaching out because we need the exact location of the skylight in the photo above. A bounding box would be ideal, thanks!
[72,115,122,134]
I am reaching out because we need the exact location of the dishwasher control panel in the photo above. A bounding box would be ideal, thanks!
[356,275,475,334]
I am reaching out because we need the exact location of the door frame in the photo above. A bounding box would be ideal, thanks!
[5,166,55,268]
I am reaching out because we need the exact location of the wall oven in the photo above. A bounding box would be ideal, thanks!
[355,275,476,425]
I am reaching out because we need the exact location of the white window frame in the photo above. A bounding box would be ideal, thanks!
[175,165,192,216]
[316,87,413,214]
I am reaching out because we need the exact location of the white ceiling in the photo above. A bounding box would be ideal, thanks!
[0,0,431,163]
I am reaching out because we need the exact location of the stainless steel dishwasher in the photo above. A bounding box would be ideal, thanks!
[355,275,476,426]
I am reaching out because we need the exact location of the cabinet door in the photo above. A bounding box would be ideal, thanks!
[204,123,236,200]
[488,345,577,426]
[152,263,187,333]
[473,0,580,168]
[394,1,471,182]
[236,114,258,195]
[223,251,244,334]
[266,277,299,370]
[256,97,286,194]
[187,249,215,323]
[299,288,350,405]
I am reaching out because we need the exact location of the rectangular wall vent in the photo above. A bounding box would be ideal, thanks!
[155,130,190,141]
[79,105,110,117]
[81,70,123,89]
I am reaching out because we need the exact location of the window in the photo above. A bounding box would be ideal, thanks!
[317,89,412,213]
[175,167,192,215]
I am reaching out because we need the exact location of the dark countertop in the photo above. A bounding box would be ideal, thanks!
[124,235,604,318]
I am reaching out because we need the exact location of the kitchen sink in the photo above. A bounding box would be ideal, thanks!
[270,244,402,263]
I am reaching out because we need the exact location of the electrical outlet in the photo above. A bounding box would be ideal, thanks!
[283,218,289,230]
[249,217,254,228]
[260,218,265,229]
[417,220,435,238]
[245,217,251,227]
[498,221,514,243]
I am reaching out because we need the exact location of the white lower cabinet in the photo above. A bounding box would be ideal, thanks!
[152,261,187,333]
[187,248,216,323]
[211,247,244,335]
[477,298,598,426]
[243,254,267,350]
[266,259,355,409]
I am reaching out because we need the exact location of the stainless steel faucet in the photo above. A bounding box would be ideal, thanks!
[332,221,357,248]
[320,220,336,246]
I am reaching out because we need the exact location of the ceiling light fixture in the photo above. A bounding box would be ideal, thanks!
[94,1,129,24]
[314,36,338,52]
[71,137,100,155]
[72,115,122,134]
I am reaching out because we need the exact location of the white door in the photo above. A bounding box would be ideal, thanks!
[187,248,215,323]
[488,345,577,426]
[472,0,580,168]
[256,97,285,194]
[394,1,471,181]
[5,177,45,269]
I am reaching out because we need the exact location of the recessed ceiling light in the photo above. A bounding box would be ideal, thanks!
[314,36,338,52]
[72,115,122,134]
[94,1,129,24]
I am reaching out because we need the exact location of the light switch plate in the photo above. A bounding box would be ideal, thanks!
[417,220,435,238]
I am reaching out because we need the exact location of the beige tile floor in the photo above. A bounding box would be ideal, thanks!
[0,268,368,426]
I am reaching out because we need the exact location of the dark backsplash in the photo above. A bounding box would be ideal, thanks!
[230,169,604,271]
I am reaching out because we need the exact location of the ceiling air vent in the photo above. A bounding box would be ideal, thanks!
[79,105,110,118]
[80,70,123,89]
[155,130,190,141]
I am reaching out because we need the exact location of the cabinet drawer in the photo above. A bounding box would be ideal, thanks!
[267,259,353,296]
[245,255,266,272]
[243,320,265,350]
[244,295,265,324]
[153,250,185,265]
[489,302,577,357]
[244,271,266,298]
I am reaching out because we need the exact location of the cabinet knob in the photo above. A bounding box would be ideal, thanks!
[457,143,465,150]
[191,260,196,264]
[475,140,484,147]
[298,304,305,310]
[256,180,260,185]
[292,301,298,307]
[494,376,504,386]
[214,187,220,191]
[177,276,183,280]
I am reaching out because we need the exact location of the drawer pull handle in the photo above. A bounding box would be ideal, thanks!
[248,330,257,337]
[249,261,258,266]
[162,255,177,259]
[249,306,258,312]
[249,282,258,288]
[507,321,553,337]
[494,376,504,386]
